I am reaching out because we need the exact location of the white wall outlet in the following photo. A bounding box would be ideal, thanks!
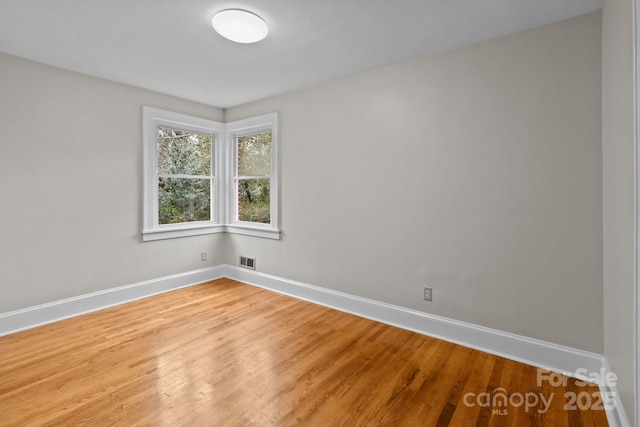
[201,251,207,261]
[424,287,432,301]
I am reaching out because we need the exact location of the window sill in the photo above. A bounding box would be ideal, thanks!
[142,224,225,241]
[225,224,281,240]
[142,224,280,241]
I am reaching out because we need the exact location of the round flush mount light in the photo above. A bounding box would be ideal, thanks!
[211,9,268,44]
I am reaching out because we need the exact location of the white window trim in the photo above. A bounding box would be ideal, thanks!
[224,113,280,239]
[142,107,280,241]
[142,107,224,241]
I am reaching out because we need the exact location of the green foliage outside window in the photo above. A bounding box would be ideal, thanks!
[157,127,212,225]
[237,132,271,224]
[238,179,270,223]
[159,177,211,224]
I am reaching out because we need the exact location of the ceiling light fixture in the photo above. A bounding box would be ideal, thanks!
[211,9,268,44]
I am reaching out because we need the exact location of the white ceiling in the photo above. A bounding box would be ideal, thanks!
[0,0,603,108]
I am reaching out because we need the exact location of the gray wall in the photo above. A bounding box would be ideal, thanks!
[602,0,636,423]
[0,53,226,313]
[225,12,604,353]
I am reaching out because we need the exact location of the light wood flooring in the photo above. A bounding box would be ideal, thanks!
[0,278,608,426]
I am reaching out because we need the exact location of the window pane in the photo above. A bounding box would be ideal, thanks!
[158,178,211,224]
[238,132,271,176]
[237,178,270,224]
[157,127,211,175]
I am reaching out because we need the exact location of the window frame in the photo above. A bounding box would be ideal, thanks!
[142,107,280,241]
[224,113,280,240]
[142,107,224,241]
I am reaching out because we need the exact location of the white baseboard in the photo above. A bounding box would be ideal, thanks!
[600,358,632,427]
[0,265,225,337]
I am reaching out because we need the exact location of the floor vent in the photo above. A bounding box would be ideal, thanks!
[239,256,256,270]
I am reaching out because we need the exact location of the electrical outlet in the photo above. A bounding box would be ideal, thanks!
[423,287,432,301]
[201,251,207,261]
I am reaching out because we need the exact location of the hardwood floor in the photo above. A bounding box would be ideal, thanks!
[0,278,608,426]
